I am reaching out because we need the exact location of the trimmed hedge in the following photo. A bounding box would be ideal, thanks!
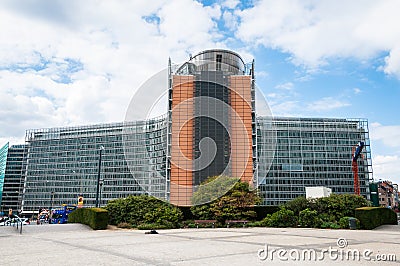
[68,208,109,230]
[355,207,398,229]
[105,195,183,229]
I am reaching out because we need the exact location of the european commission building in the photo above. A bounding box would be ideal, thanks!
[0,50,373,215]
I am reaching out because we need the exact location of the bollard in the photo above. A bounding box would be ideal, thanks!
[348,217,357,230]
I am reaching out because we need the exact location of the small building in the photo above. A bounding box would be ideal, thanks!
[378,180,398,209]
[305,186,332,199]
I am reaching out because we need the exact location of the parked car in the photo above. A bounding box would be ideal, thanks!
[0,216,30,226]
[0,217,9,226]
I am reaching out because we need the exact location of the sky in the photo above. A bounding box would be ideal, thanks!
[0,0,399,184]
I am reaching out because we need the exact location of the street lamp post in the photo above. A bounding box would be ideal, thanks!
[95,146,104,208]
[99,180,104,207]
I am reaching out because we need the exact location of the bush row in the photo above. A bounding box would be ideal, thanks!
[105,195,183,229]
[75,184,397,230]
[68,208,109,230]
[254,207,363,229]
[254,194,371,229]
[355,207,398,229]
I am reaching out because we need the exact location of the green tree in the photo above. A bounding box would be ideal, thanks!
[262,207,297,227]
[191,175,239,206]
[284,196,310,216]
[191,176,261,223]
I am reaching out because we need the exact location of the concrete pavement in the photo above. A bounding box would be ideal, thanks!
[1,223,399,265]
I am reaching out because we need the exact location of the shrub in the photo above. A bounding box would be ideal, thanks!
[181,220,198,228]
[298,208,321,228]
[285,196,310,216]
[137,223,169,230]
[190,204,214,220]
[263,208,297,227]
[68,208,109,230]
[313,194,369,221]
[254,194,370,229]
[254,206,280,220]
[211,200,258,223]
[105,195,183,229]
[246,221,264,227]
[317,213,336,223]
[355,207,398,229]
[320,221,340,229]
[178,206,196,220]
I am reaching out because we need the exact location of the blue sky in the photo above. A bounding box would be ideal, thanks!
[0,0,399,184]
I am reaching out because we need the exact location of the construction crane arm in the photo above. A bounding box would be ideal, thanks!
[352,141,365,196]
[352,141,365,161]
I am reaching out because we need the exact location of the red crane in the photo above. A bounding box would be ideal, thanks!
[352,142,365,195]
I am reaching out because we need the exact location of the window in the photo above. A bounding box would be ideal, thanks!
[216,54,222,71]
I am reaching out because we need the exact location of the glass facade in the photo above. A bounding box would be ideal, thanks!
[12,115,373,211]
[0,142,9,209]
[257,117,373,205]
[21,116,167,214]
[2,144,25,213]
[193,72,231,186]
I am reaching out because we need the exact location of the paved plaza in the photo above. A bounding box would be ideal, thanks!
[1,223,399,265]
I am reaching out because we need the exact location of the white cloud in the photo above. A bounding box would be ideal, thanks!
[353,88,362,94]
[236,0,400,75]
[307,97,350,112]
[370,123,400,148]
[266,93,278,99]
[382,47,400,78]
[373,155,400,184]
[221,0,240,9]
[0,0,227,146]
[255,70,269,78]
[270,101,300,117]
[223,10,239,31]
[369,123,400,184]
[275,82,294,90]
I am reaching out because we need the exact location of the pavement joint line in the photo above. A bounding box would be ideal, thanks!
[160,229,400,251]
[211,238,339,249]
[161,229,342,241]
[157,231,345,250]
[154,229,400,249]
[28,235,169,265]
